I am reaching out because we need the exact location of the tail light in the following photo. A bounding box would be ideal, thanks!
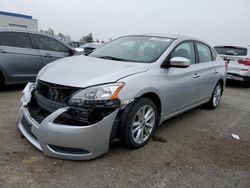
[238,58,250,66]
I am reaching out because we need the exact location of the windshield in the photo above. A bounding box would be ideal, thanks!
[89,36,174,63]
[214,46,248,56]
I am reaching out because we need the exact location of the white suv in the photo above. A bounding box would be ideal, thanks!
[214,45,250,87]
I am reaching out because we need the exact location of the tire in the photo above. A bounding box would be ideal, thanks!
[0,73,4,89]
[120,97,158,149]
[244,77,250,88]
[245,81,250,88]
[206,82,222,109]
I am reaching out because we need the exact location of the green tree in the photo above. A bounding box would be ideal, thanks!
[40,28,71,42]
[80,33,93,43]
[40,28,55,36]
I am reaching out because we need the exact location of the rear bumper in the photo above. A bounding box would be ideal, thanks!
[227,64,250,81]
[17,83,119,160]
[227,72,250,81]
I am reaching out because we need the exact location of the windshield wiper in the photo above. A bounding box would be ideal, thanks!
[97,56,128,61]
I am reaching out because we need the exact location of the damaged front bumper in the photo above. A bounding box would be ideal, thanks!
[17,83,119,160]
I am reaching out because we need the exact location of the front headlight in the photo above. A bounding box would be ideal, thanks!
[69,83,124,107]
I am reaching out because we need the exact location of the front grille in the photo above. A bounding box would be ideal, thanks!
[31,91,95,125]
[27,103,51,124]
[34,91,65,113]
[27,81,114,126]
[36,80,78,103]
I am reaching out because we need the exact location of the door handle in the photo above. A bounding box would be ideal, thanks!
[193,73,200,79]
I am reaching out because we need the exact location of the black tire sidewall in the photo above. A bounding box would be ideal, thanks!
[244,78,250,88]
[0,75,3,89]
[123,98,157,148]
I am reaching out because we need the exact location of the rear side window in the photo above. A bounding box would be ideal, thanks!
[0,32,33,48]
[33,34,69,52]
[197,42,212,63]
[214,46,247,56]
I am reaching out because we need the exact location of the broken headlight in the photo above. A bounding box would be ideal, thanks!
[68,83,124,107]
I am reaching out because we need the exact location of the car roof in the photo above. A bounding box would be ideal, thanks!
[123,33,206,42]
[0,27,46,35]
[128,33,188,39]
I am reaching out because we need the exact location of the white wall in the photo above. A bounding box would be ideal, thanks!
[0,15,38,31]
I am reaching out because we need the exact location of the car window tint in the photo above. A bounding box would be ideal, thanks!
[34,34,69,52]
[197,42,212,63]
[171,42,195,64]
[0,32,33,48]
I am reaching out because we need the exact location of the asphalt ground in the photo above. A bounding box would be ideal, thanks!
[0,80,249,188]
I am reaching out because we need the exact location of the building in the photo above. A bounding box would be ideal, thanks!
[0,11,38,31]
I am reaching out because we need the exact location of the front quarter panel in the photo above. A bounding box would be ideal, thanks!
[118,70,165,121]
[118,71,162,101]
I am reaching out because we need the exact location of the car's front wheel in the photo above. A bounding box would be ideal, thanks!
[120,98,157,149]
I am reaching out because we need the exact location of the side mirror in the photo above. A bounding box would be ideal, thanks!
[170,57,191,68]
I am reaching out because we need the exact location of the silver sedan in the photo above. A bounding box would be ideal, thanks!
[18,34,226,160]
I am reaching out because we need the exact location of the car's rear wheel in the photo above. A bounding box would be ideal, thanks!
[0,73,4,89]
[244,77,250,88]
[206,82,222,109]
[120,98,157,149]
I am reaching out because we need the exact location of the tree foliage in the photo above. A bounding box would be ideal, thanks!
[40,28,71,42]
[40,29,105,43]
[80,33,93,43]
[57,33,71,42]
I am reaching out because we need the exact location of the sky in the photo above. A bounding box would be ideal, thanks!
[0,0,250,46]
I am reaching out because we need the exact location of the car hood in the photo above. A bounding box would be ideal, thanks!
[38,55,149,88]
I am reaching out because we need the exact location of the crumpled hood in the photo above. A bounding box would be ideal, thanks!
[38,55,149,88]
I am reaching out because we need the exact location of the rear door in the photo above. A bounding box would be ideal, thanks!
[0,31,42,82]
[194,42,219,101]
[32,34,73,67]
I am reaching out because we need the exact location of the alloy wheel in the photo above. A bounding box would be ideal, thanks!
[131,105,156,144]
[212,84,222,107]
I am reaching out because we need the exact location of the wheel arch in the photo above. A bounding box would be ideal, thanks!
[218,79,224,94]
[138,92,162,126]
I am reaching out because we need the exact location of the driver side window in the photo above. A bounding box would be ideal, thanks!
[171,42,196,64]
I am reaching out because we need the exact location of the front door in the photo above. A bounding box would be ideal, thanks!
[160,41,202,118]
